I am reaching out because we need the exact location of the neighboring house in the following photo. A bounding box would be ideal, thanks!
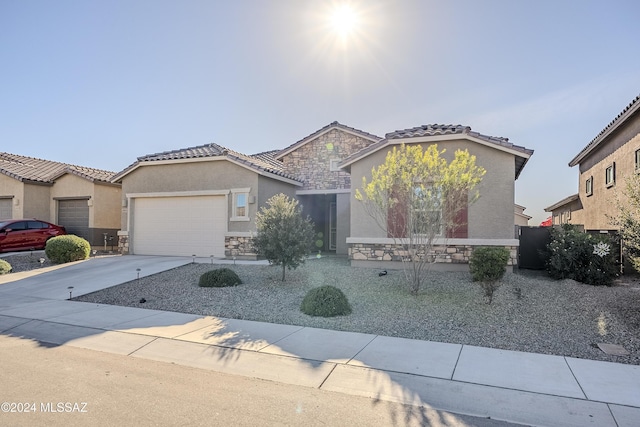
[112,122,533,270]
[340,124,533,269]
[0,153,121,246]
[112,122,381,258]
[544,194,584,226]
[514,204,532,227]
[545,93,640,232]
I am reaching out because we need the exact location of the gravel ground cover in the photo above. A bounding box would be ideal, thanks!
[72,256,640,365]
[0,253,55,272]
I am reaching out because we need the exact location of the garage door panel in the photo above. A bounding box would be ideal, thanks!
[0,199,12,219]
[58,199,90,240]
[133,196,226,257]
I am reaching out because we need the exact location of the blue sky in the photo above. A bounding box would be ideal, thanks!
[1,0,639,225]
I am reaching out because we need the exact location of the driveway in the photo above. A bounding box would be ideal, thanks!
[0,255,192,300]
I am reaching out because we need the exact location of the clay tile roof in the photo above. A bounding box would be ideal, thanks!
[386,124,533,155]
[0,152,117,184]
[120,143,301,183]
[274,121,383,160]
[342,124,533,180]
[569,93,640,167]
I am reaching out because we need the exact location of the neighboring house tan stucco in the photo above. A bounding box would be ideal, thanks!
[0,152,121,246]
[546,93,640,232]
[514,204,532,227]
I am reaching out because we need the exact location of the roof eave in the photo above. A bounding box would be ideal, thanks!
[544,194,580,212]
[111,156,303,187]
[569,95,640,167]
[275,123,382,160]
[340,134,534,178]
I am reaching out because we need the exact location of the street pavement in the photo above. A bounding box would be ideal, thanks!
[0,254,639,426]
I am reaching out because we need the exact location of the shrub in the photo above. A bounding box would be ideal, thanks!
[198,268,241,287]
[252,194,315,281]
[45,235,91,264]
[543,225,617,286]
[300,285,352,317]
[0,259,12,274]
[469,247,510,303]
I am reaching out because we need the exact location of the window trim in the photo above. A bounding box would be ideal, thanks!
[585,176,593,196]
[605,163,615,188]
[329,159,341,172]
[411,184,443,237]
[230,188,250,222]
[635,148,640,172]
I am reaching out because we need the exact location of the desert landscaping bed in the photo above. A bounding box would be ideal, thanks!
[70,256,640,365]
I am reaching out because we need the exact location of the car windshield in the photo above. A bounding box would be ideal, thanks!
[0,221,11,229]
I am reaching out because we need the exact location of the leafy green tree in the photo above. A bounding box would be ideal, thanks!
[611,173,640,273]
[356,144,486,294]
[253,193,315,281]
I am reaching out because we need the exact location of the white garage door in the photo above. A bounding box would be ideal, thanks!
[132,196,227,257]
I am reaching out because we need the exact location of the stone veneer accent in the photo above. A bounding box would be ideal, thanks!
[117,231,129,255]
[349,243,518,266]
[280,129,376,190]
[225,235,257,259]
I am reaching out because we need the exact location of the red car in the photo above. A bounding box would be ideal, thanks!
[0,219,67,253]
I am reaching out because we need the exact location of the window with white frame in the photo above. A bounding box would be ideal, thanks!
[585,176,593,196]
[412,184,443,236]
[605,163,615,187]
[231,188,250,221]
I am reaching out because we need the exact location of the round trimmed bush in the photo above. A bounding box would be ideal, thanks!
[198,268,241,287]
[469,246,510,283]
[0,259,12,274]
[45,235,91,264]
[300,285,352,317]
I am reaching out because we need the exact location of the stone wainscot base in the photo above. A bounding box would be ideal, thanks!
[225,235,258,260]
[348,239,518,272]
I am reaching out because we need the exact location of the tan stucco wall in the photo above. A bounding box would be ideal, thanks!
[550,198,585,226]
[23,183,51,220]
[92,183,122,228]
[349,139,516,240]
[577,131,640,230]
[50,174,93,224]
[120,159,272,232]
[256,175,297,232]
[280,129,376,190]
[0,175,25,218]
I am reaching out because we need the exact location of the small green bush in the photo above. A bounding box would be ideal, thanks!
[198,268,242,287]
[543,225,617,286]
[0,259,12,274]
[469,247,510,303]
[45,235,91,264]
[300,285,352,317]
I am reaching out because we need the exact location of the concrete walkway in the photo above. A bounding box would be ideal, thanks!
[0,256,639,426]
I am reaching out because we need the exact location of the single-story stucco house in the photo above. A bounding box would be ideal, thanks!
[0,152,121,246]
[112,122,533,269]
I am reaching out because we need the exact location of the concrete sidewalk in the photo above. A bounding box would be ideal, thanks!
[0,256,639,426]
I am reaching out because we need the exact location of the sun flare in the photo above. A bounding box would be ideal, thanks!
[329,4,360,39]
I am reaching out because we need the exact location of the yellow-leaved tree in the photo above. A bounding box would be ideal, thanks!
[355,144,486,294]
